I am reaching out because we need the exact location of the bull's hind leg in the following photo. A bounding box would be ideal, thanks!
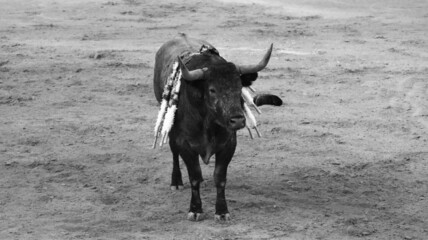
[170,151,184,190]
[180,149,204,221]
[170,140,184,190]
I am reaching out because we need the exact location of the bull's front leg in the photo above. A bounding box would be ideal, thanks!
[213,138,236,221]
[180,149,204,221]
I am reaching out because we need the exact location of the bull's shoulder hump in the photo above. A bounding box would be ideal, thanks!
[159,37,214,53]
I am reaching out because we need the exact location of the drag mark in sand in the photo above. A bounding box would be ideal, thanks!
[390,77,428,129]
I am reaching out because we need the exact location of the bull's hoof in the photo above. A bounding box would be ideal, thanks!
[187,212,203,221]
[214,213,231,222]
[170,185,184,191]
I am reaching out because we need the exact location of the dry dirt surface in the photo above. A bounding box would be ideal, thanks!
[1,0,428,239]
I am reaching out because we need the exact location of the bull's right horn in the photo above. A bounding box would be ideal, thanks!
[177,56,206,81]
[237,43,273,74]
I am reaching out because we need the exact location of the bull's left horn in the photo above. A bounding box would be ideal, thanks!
[177,56,206,81]
[237,43,273,74]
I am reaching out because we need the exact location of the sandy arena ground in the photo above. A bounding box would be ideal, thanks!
[1,0,427,239]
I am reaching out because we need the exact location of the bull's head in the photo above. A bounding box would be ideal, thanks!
[178,44,273,131]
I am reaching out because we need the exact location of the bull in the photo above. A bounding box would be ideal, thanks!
[153,34,278,221]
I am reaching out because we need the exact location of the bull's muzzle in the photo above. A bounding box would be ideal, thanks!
[229,114,246,130]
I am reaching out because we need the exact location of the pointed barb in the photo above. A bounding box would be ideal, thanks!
[160,134,167,147]
[246,126,254,139]
[152,136,158,149]
[254,126,262,138]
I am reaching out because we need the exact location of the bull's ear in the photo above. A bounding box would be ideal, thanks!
[253,94,283,106]
[240,72,258,87]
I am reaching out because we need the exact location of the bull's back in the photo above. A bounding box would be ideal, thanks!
[153,35,212,102]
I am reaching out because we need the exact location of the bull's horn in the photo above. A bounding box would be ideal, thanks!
[177,56,206,81]
[237,43,273,74]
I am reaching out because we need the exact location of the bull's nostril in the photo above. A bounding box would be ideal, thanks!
[229,115,246,129]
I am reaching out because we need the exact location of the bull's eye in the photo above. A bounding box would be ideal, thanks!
[209,87,216,95]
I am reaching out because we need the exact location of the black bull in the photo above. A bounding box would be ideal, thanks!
[153,35,281,221]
